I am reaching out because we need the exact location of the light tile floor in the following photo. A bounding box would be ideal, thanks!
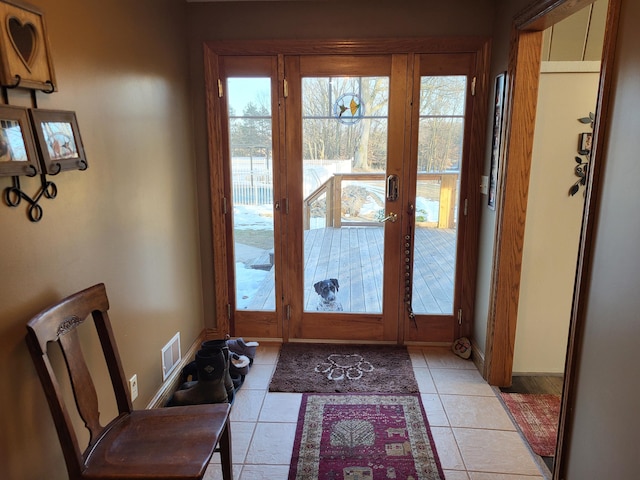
[205,344,548,480]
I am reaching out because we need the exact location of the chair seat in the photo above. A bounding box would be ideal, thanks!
[82,404,230,479]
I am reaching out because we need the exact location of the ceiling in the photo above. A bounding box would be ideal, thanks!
[543,0,607,62]
[185,0,608,63]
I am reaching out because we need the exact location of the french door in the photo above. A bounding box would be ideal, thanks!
[284,55,405,341]
[206,41,486,343]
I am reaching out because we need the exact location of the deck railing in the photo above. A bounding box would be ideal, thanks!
[303,172,458,230]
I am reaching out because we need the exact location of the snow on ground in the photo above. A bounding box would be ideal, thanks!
[233,204,273,229]
[235,262,270,309]
[233,204,273,308]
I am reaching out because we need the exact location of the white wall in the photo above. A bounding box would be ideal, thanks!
[513,63,600,373]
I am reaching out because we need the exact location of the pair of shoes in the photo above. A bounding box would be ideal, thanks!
[452,337,472,359]
[166,349,229,406]
[227,338,259,364]
[173,338,235,405]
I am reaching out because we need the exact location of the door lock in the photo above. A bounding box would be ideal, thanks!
[386,174,399,202]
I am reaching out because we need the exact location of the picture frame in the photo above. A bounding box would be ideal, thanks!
[0,104,40,177]
[488,72,507,210]
[29,109,87,174]
[578,132,592,155]
[0,0,57,91]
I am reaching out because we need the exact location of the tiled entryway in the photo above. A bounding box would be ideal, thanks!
[205,344,547,480]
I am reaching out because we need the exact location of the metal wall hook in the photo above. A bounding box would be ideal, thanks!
[7,75,21,89]
[42,81,55,94]
[25,164,38,177]
[77,159,88,171]
[49,162,62,175]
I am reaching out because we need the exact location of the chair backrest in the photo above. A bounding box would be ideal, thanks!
[25,283,133,478]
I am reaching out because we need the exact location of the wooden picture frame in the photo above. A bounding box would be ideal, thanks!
[0,104,39,176]
[29,109,87,174]
[0,0,56,91]
[488,72,506,210]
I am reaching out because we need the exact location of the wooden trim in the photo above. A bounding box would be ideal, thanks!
[515,0,599,31]
[383,53,410,342]
[275,53,287,341]
[459,40,491,339]
[204,37,489,56]
[204,44,230,336]
[486,27,543,387]
[471,338,485,375]
[555,3,622,478]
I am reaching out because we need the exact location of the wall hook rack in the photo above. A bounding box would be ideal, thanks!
[6,75,56,94]
[4,174,57,222]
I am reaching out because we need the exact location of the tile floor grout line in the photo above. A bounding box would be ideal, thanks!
[205,344,547,480]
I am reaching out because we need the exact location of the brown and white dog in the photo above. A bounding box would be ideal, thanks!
[314,278,343,311]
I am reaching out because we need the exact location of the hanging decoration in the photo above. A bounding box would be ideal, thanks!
[0,0,56,92]
[0,2,89,222]
[569,112,594,197]
[333,93,364,125]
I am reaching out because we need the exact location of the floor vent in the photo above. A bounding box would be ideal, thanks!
[162,332,181,381]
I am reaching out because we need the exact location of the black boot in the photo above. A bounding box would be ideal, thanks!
[168,349,228,406]
[201,339,235,404]
[176,339,236,403]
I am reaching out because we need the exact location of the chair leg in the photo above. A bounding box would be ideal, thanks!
[219,417,233,480]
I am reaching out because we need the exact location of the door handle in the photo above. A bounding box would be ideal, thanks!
[386,175,399,202]
[380,212,397,223]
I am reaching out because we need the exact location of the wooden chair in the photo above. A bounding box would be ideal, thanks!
[25,283,232,480]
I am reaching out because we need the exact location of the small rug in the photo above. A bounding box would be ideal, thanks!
[500,393,561,457]
[269,343,418,394]
[289,394,444,480]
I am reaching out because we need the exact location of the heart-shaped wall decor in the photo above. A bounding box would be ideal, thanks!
[7,16,38,71]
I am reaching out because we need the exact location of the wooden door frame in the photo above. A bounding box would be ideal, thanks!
[204,37,490,344]
[285,53,406,342]
[483,0,621,478]
[403,50,491,343]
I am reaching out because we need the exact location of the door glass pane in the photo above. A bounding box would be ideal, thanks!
[227,78,275,311]
[413,76,466,315]
[302,76,389,313]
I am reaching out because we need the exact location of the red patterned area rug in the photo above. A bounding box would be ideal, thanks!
[500,393,561,457]
[289,394,444,480]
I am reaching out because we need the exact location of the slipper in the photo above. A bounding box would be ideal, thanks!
[452,337,472,359]
[230,372,245,390]
[227,338,259,363]
[229,352,250,376]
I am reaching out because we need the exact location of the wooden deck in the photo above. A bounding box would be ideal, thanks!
[245,226,456,314]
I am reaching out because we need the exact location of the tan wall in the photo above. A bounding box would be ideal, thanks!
[565,0,640,476]
[514,66,600,374]
[0,1,204,478]
[185,0,496,330]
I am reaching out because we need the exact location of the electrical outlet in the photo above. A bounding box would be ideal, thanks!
[129,374,138,402]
